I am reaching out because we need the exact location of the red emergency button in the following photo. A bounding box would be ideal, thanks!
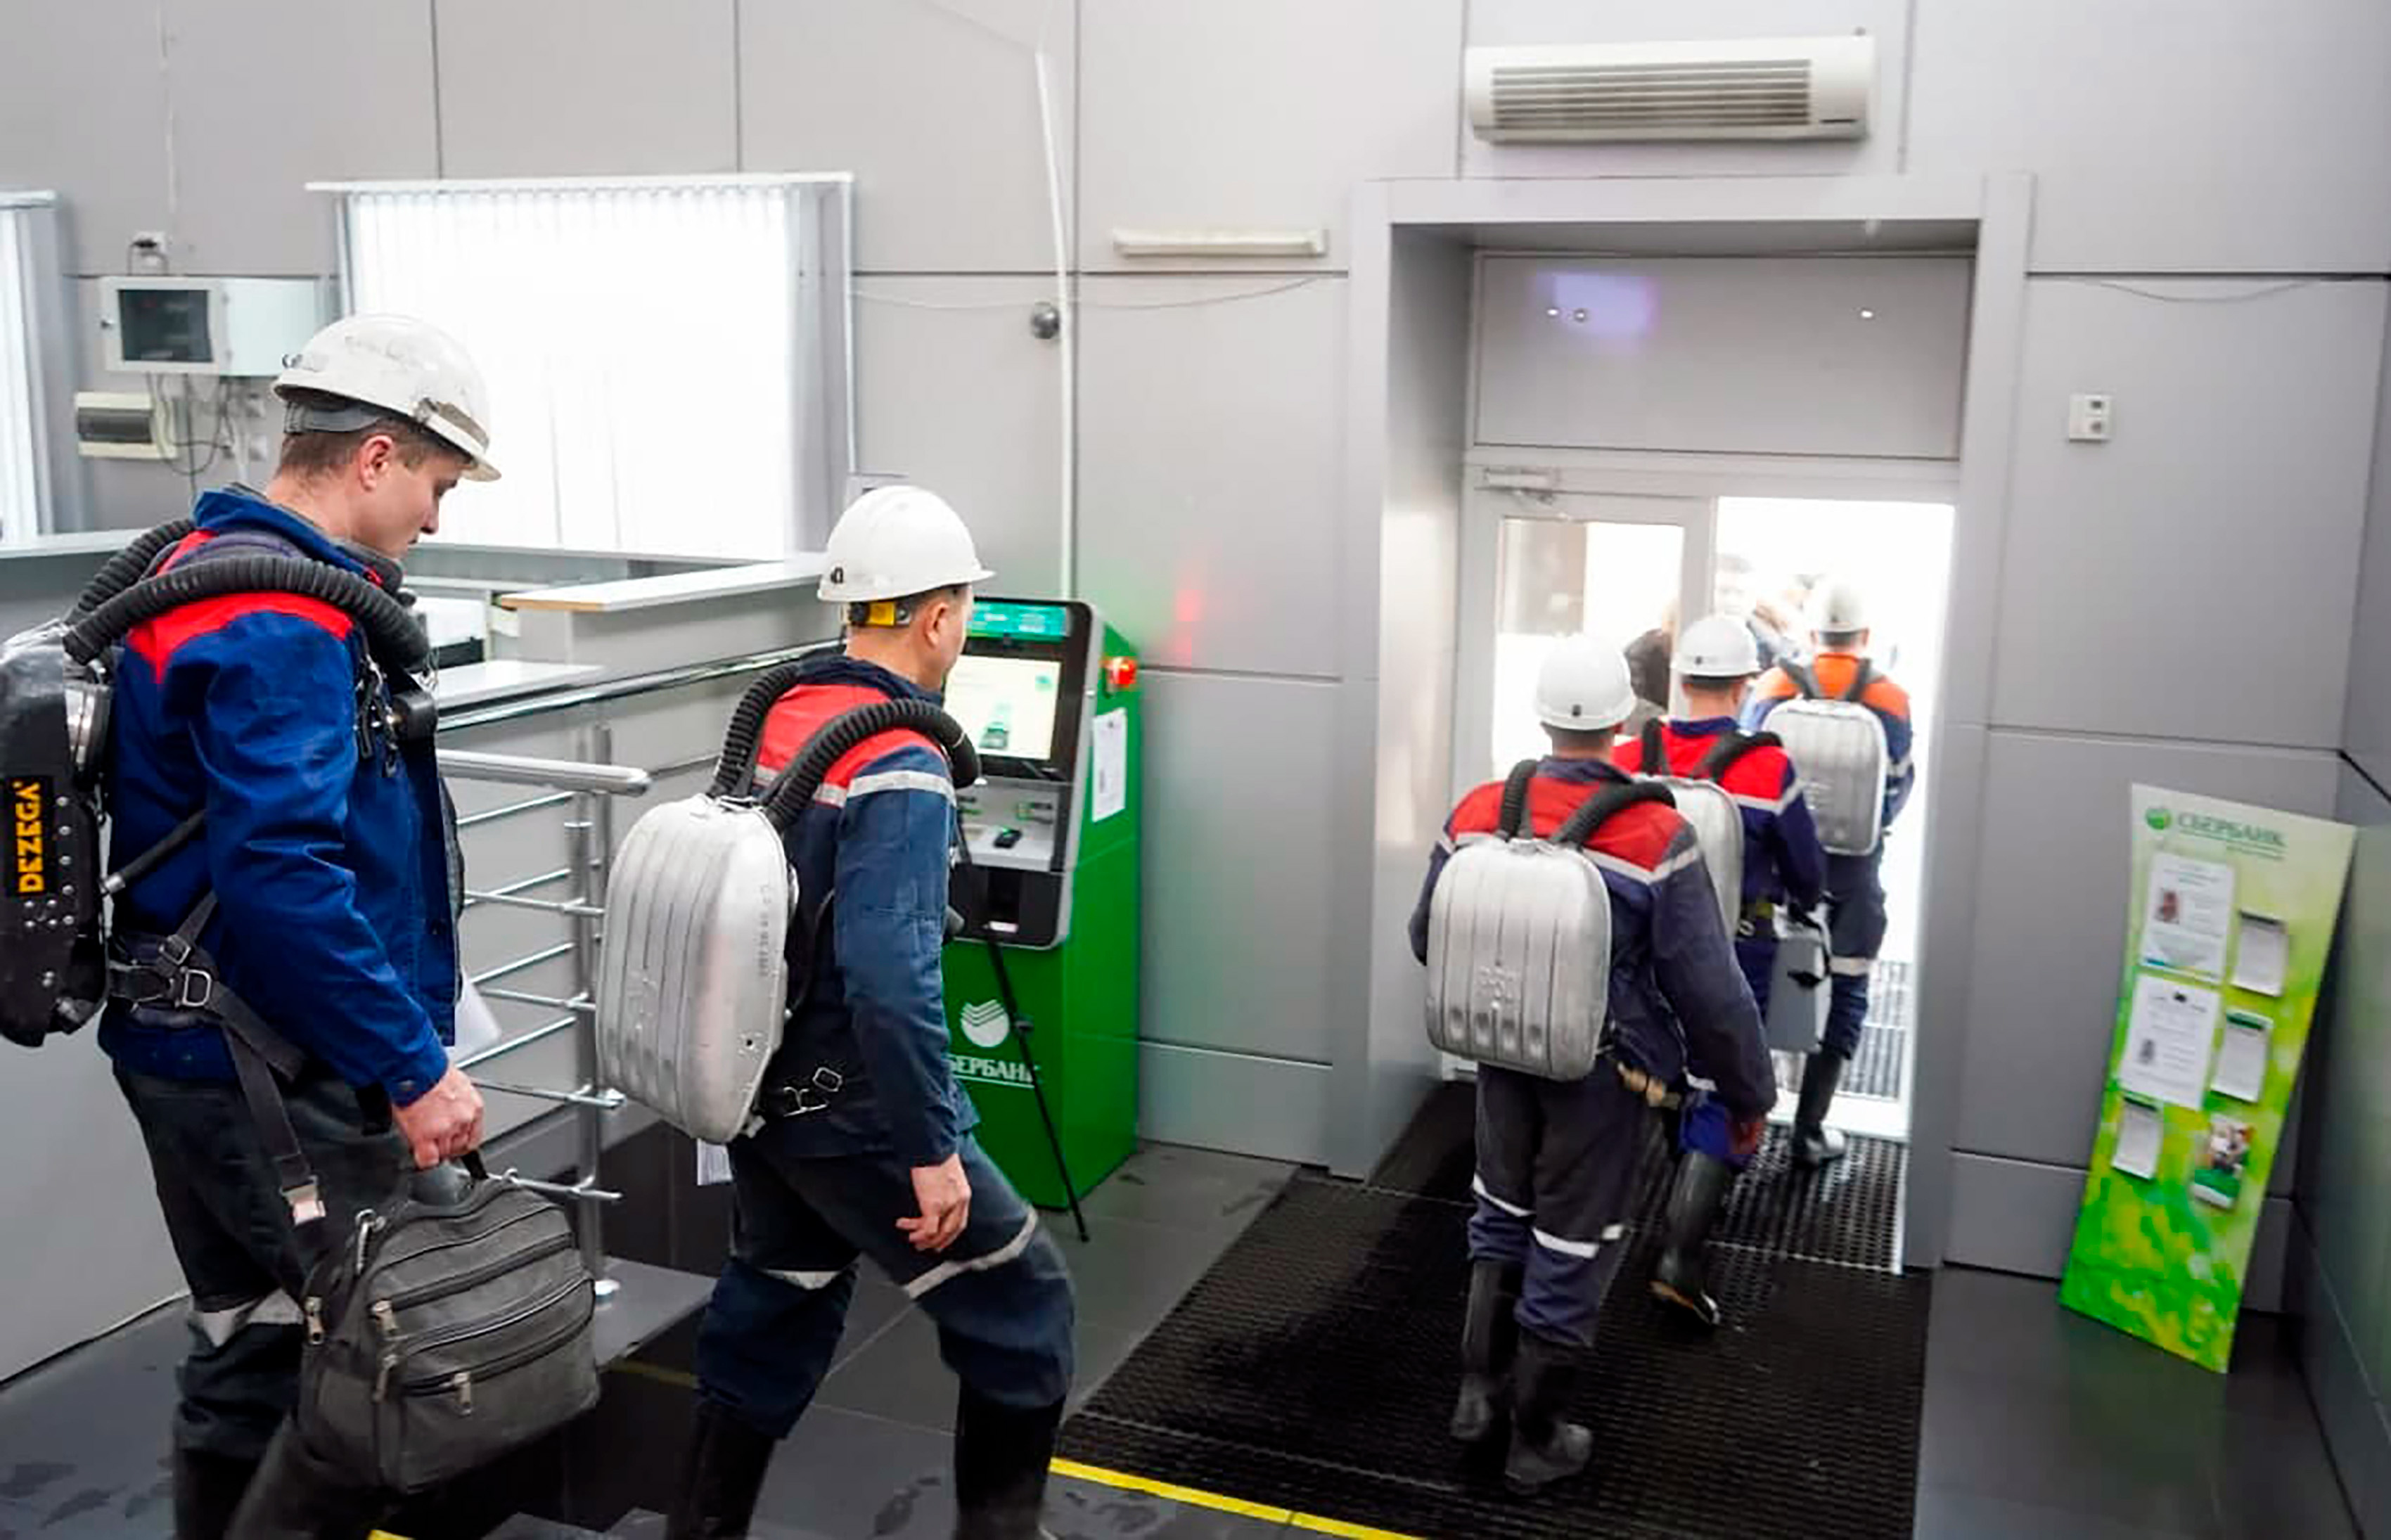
[1103,655,1139,692]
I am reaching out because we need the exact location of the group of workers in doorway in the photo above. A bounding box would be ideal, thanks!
[95,314,1068,1540]
[1409,582,1916,1494]
[73,300,1914,1538]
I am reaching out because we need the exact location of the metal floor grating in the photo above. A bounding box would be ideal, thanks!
[1845,957,1914,1101]
[1370,1082,1906,1274]
[1061,1096,1929,1539]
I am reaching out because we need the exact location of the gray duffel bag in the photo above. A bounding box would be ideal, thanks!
[298,1152,599,1494]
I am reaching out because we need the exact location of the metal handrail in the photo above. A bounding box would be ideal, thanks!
[436,641,831,733]
[440,750,653,797]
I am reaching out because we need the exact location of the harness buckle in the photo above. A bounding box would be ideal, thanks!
[762,1065,846,1119]
[172,968,216,1011]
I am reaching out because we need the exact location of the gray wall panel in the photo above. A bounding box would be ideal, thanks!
[1989,278,2384,749]
[1138,1043,1333,1167]
[851,276,1062,596]
[1075,274,1345,679]
[1136,670,1339,1066]
[0,0,169,276]
[2293,1243,2391,1539]
[1077,0,1459,272]
[1473,255,1971,460]
[2348,310,2391,790]
[162,0,437,274]
[1907,0,2391,273]
[1947,1153,2293,1313]
[2314,768,2391,1398]
[435,0,734,178]
[1461,1,1908,183]
[1951,731,2342,1171]
[738,0,1072,274]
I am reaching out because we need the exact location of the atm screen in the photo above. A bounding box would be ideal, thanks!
[944,653,1063,763]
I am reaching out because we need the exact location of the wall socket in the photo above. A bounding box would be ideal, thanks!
[2068,392,2114,442]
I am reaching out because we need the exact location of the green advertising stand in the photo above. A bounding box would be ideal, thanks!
[938,599,1140,1212]
[2060,785,2354,1371]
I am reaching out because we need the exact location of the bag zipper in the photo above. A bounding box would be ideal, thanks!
[380,1272,595,1406]
[373,1231,575,1326]
[364,1197,552,1279]
[379,1281,593,1404]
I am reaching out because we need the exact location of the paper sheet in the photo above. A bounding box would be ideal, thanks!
[1091,708,1127,822]
[696,1141,733,1186]
[2231,913,2290,996]
[2113,1099,2163,1180]
[2119,974,2221,1110]
[2211,1011,2273,1103]
[2140,853,2237,980]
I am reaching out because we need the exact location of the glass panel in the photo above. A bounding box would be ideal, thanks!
[1488,516,1681,778]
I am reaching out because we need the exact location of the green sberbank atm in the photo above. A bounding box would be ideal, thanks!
[940,598,1140,1211]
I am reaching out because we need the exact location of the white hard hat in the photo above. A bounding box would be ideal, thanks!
[274,314,499,480]
[818,485,994,604]
[1534,636,1639,732]
[1808,575,1869,636]
[1674,613,1760,679]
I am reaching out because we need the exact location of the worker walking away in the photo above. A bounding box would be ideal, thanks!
[1613,614,1826,1328]
[671,487,1076,1540]
[1409,638,1774,1494]
[102,316,496,1536]
[1744,577,1915,1168]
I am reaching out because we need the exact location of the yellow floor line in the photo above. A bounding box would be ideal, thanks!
[1051,1456,1423,1539]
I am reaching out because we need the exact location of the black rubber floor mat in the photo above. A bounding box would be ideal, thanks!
[1369,1082,1906,1273]
[1060,1176,1929,1539]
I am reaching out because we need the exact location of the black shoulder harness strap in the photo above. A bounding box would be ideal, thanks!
[1551,779,1676,850]
[1638,718,1664,773]
[1496,759,1539,839]
[1695,729,1783,783]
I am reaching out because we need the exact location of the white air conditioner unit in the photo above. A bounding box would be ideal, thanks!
[1466,36,1873,143]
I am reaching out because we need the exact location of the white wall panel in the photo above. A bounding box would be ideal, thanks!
[0,0,170,276]
[1136,671,1340,1067]
[1461,0,1908,182]
[1950,731,2342,1171]
[1077,0,1461,272]
[1473,255,1970,459]
[435,0,733,178]
[1076,274,1345,678]
[740,0,1072,274]
[164,0,437,274]
[1907,0,2391,272]
[1989,278,2385,747]
[852,276,1062,595]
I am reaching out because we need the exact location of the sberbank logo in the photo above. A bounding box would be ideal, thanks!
[959,999,1011,1049]
[2169,809,2287,854]
[2146,807,2172,832]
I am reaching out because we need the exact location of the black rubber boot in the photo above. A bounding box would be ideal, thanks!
[1791,1049,1850,1169]
[1650,1152,1735,1328]
[665,1400,781,1539]
[223,1420,384,1540]
[1503,1333,1594,1494]
[954,1387,1064,1540]
[171,1447,257,1540]
[1450,1259,1523,1442]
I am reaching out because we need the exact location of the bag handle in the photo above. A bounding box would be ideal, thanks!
[1551,779,1675,850]
[1638,718,1664,774]
[1785,661,1821,700]
[1842,659,1877,702]
[1495,759,1539,840]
